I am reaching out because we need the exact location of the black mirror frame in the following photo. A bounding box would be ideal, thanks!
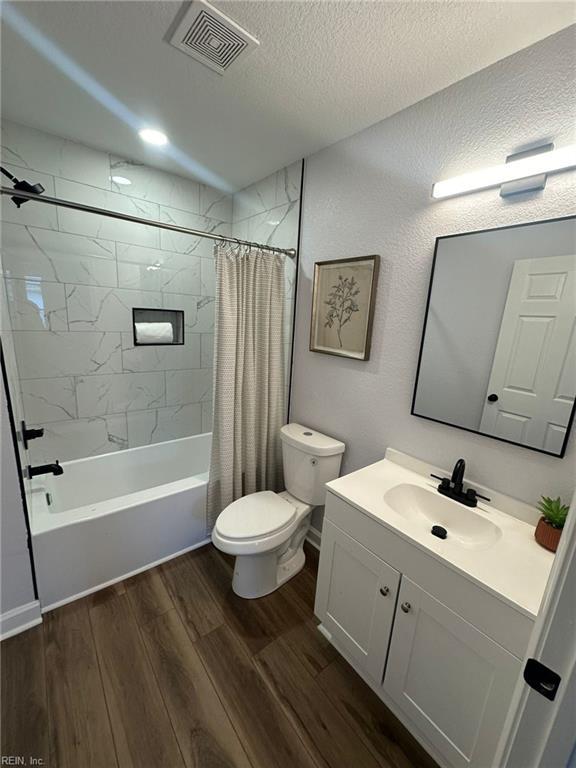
[411,215,576,459]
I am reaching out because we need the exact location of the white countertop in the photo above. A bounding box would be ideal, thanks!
[326,455,555,619]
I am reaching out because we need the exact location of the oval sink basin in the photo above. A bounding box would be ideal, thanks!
[384,483,502,550]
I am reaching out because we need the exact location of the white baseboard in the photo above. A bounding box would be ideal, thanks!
[41,537,211,614]
[306,526,322,550]
[0,600,42,641]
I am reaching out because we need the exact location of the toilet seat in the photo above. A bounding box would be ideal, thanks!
[215,491,296,541]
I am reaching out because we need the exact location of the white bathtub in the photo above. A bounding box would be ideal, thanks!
[30,433,211,610]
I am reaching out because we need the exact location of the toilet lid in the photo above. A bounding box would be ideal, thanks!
[216,491,296,540]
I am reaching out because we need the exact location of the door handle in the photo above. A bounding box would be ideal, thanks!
[523,658,561,701]
[487,393,499,402]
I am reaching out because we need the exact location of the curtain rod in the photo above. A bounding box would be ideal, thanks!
[0,186,297,257]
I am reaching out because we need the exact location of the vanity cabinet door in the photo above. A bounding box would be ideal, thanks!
[384,577,522,768]
[315,520,400,683]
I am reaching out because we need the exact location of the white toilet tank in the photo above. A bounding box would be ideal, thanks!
[280,423,345,506]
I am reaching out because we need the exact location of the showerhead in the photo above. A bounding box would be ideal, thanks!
[1,166,45,207]
[10,178,46,208]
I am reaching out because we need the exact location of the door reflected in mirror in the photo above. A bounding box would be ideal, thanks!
[412,216,576,457]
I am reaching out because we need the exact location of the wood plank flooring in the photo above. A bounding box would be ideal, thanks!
[1,543,437,768]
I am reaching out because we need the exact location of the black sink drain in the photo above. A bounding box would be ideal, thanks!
[431,525,447,540]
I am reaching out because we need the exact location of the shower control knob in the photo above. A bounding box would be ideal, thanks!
[401,602,412,614]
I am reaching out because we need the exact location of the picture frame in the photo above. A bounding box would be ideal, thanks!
[310,255,380,360]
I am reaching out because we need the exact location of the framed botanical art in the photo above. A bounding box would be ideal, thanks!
[310,255,380,360]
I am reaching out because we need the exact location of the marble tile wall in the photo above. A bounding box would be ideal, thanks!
[1,119,302,465]
[1,120,229,462]
[231,161,302,416]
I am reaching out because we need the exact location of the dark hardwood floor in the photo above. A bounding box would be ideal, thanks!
[1,543,438,768]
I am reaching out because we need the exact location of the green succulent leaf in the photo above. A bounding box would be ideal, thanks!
[537,496,569,529]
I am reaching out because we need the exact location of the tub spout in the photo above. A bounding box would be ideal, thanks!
[28,460,63,478]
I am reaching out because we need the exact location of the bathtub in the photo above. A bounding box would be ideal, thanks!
[30,433,211,610]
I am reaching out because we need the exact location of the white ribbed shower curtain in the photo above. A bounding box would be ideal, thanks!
[206,243,286,532]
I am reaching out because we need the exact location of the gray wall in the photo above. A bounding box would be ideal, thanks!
[414,218,576,431]
[292,26,576,514]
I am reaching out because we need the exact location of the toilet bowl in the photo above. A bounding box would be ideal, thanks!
[212,490,312,598]
[212,423,345,599]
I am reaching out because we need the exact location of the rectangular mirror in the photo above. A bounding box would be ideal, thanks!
[412,216,576,457]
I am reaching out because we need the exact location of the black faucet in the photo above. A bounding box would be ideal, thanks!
[451,458,466,493]
[431,458,490,508]
[27,461,64,478]
[21,421,45,450]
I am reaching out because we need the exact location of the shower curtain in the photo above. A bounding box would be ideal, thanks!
[206,243,286,532]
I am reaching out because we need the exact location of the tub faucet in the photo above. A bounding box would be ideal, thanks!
[27,461,63,478]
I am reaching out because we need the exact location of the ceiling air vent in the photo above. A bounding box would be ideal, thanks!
[169,0,259,75]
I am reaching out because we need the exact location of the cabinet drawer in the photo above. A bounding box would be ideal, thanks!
[315,520,400,683]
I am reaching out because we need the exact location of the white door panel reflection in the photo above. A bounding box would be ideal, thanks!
[480,254,576,450]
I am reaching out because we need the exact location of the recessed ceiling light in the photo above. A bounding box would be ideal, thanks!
[139,128,168,146]
[110,175,132,186]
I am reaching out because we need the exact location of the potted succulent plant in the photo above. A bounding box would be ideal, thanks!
[535,496,569,553]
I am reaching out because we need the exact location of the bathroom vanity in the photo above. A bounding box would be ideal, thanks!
[314,449,554,768]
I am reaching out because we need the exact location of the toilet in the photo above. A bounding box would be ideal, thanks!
[212,423,345,598]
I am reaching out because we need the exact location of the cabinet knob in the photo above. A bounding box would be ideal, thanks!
[401,602,411,614]
[487,393,499,402]
[379,586,390,597]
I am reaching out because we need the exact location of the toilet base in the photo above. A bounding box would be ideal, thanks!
[231,543,306,599]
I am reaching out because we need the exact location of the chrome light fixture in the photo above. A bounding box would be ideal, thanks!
[432,143,576,199]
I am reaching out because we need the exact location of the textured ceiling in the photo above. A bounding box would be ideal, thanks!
[1,1,574,191]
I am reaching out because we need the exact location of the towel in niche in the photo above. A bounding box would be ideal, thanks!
[135,321,174,344]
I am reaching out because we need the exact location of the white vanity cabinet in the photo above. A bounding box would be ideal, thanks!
[315,521,400,682]
[315,488,537,768]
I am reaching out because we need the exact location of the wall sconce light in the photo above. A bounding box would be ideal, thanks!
[432,143,576,199]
